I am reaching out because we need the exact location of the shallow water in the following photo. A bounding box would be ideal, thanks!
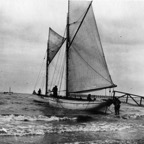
[0,93,144,143]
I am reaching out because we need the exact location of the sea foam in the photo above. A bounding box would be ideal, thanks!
[0,114,77,136]
[0,114,142,136]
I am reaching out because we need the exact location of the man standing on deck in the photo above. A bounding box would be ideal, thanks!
[52,85,58,97]
[38,88,41,95]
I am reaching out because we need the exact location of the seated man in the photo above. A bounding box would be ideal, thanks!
[87,94,92,101]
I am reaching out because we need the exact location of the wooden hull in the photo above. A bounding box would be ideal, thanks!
[36,95,109,112]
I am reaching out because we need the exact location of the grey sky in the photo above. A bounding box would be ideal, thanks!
[0,0,144,95]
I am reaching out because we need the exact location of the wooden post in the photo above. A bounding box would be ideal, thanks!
[140,97,143,106]
[126,94,129,103]
[113,90,115,99]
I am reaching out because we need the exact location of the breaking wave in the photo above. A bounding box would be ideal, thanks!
[0,114,76,122]
[0,114,77,136]
[0,114,142,136]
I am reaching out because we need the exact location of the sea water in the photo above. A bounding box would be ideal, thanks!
[0,93,144,144]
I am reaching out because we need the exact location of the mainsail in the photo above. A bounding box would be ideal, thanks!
[67,1,116,93]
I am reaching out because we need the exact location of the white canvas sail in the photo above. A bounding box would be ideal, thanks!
[46,28,66,94]
[68,1,115,93]
[47,45,66,95]
[48,28,65,63]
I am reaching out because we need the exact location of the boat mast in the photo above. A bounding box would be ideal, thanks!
[45,29,50,95]
[66,0,70,97]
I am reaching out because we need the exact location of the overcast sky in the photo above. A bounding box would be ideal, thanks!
[0,0,144,95]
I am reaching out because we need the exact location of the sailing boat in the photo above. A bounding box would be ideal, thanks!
[36,0,116,111]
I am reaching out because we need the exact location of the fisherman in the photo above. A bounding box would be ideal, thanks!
[38,88,41,95]
[52,85,58,97]
[87,94,92,101]
[113,97,121,115]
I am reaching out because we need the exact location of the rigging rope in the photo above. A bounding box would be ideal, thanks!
[33,51,47,91]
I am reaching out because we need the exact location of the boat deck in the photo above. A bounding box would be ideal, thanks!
[38,94,113,102]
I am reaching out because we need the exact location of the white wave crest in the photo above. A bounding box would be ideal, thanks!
[0,114,77,122]
[0,114,77,136]
[0,114,142,136]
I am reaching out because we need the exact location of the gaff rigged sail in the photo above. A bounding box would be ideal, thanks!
[46,28,65,94]
[68,1,116,93]
[48,28,65,63]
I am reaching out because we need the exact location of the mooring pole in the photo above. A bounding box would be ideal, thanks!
[140,97,143,106]
[113,90,115,98]
[126,94,129,103]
